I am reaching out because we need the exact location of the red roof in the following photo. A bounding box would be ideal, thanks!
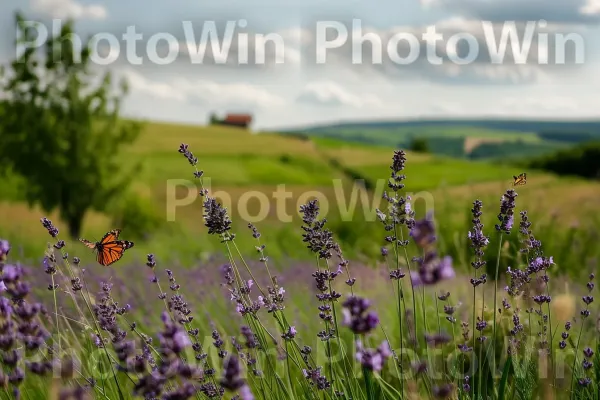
[223,114,252,125]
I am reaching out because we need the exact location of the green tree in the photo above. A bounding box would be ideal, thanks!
[408,137,429,153]
[0,13,141,238]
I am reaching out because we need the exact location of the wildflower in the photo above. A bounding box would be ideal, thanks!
[0,239,10,260]
[146,254,156,268]
[240,326,259,349]
[579,377,591,387]
[389,269,405,280]
[527,256,554,274]
[220,355,245,391]
[468,200,489,270]
[178,143,198,167]
[303,367,331,390]
[518,211,542,254]
[409,214,436,248]
[425,332,452,346]
[533,295,552,304]
[389,150,407,191]
[203,197,233,236]
[505,266,529,296]
[299,199,338,259]
[411,360,427,375]
[433,384,454,399]
[281,326,297,340]
[40,217,59,238]
[559,341,567,349]
[342,296,379,335]
[355,340,392,371]
[411,253,455,287]
[495,189,517,233]
[212,330,228,359]
[463,376,471,392]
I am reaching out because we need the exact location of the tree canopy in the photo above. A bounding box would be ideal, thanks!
[0,13,141,238]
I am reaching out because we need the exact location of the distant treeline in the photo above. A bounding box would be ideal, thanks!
[467,140,561,160]
[537,130,598,143]
[529,141,600,179]
[282,126,600,162]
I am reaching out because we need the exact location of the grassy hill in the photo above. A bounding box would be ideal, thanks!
[1,120,600,278]
[281,118,600,160]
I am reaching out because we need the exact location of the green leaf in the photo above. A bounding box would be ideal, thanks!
[498,356,512,400]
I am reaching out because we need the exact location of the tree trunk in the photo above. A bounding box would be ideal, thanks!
[66,212,84,240]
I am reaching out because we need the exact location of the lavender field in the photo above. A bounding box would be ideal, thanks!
[0,145,598,400]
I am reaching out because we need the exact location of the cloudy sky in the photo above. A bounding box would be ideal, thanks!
[1,0,599,129]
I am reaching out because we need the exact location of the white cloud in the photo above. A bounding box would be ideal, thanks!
[419,0,600,23]
[499,95,579,113]
[296,81,382,107]
[119,68,285,109]
[120,69,186,102]
[580,0,600,15]
[31,0,107,20]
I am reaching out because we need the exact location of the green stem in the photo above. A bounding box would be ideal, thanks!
[491,233,503,384]
[569,316,586,399]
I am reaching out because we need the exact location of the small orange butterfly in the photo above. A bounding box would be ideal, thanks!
[512,172,527,186]
[79,229,134,266]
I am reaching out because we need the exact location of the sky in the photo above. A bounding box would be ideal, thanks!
[1,0,600,129]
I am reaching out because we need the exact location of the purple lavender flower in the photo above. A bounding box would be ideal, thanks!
[299,199,338,259]
[463,376,470,392]
[433,384,454,399]
[281,326,297,340]
[409,214,436,248]
[495,190,517,234]
[203,197,232,236]
[518,211,542,254]
[178,143,198,167]
[410,253,455,287]
[468,200,489,270]
[389,269,406,280]
[579,377,591,387]
[220,355,246,391]
[0,240,10,260]
[40,218,59,238]
[355,340,392,372]
[425,332,452,346]
[342,296,379,335]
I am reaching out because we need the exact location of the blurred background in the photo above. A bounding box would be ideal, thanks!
[1,0,599,279]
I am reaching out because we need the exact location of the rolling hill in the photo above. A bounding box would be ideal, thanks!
[1,120,600,277]
[278,118,600,160]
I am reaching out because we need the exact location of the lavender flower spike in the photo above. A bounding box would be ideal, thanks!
[495,189,517,234]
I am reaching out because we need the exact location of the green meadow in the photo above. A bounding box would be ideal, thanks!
[2,119,600,400]
[1,120,599,278]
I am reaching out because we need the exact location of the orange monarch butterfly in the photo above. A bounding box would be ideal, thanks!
[512,173,527,186]
[79,229,134,266]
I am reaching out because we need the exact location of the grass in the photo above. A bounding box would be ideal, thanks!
[1,120,600,273]
[294,125,569,160]
[1,144,599,400]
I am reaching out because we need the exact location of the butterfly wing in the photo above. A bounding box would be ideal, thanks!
[97,240,134,266]
[513,173,527,186]
[79,238,97,250]
[99,229,121,245]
